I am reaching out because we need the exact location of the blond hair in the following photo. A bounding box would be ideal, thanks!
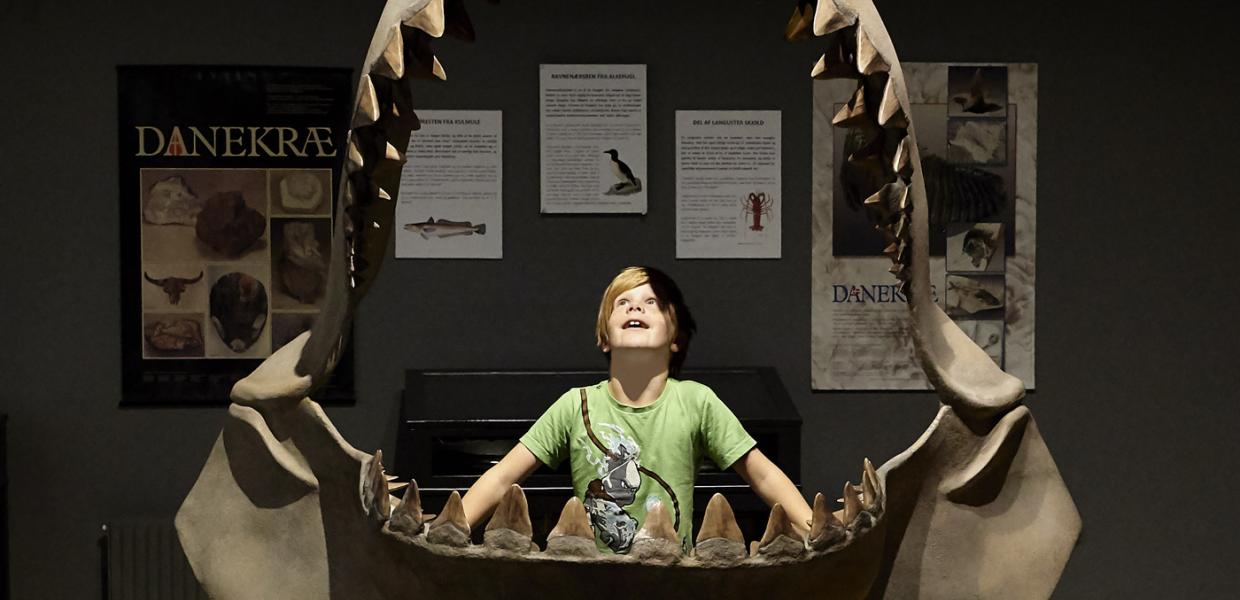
[594,266,696,372]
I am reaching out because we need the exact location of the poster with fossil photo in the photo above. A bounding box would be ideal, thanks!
[811,63,1036,390]
[118,66,355,406]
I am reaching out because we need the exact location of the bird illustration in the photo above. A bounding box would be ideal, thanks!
[603,149,640,191]
[952,68,1003,114]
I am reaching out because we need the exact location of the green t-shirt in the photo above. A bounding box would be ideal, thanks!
[519,378,756,554]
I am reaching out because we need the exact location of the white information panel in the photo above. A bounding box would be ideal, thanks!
[676,110,781,259]
[540,64,647,214]
[395,110,502,259]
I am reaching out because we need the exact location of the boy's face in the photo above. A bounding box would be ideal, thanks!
[602,283,677,355]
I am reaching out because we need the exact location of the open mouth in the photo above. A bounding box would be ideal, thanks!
[623,319,648,329]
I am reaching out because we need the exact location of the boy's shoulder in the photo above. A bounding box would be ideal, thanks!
[669,378,720,404]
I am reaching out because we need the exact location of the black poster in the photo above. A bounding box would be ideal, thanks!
[118,66,354,406]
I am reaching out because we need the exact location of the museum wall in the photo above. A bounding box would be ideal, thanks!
[1,1,1236,597]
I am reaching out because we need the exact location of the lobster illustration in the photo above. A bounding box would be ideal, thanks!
[742,192,775,231]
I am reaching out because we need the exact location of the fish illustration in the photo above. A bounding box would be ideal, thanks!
[403,217,486,240]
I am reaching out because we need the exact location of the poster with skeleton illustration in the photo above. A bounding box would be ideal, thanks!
[811,63,1036,390]
[118,66,355,405]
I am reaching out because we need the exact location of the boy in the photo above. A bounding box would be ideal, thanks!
[461,266,812,553]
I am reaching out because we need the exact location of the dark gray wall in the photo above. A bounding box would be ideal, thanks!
[2,1,1236,597]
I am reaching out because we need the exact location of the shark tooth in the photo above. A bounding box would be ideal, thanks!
[546,497,598,557]
[363,450,390,522]
[373,23,405,80]
[693,494,746,565]
[864,181,907,225]
[346,135,364,174]
[883,241,901,260]
[784,2,814,42]
[426,490,470,547]
[814,0,854,36]
[894,213,910,242]
[387,77,420,130]
[387,481,409,493]
[862,467,878,510]
[856,27,890,75]
[389,478,424,536]
[892,136,912,178]
[384,474,398,481]
[842,481,862,524]
[697,493,744,544]
[484,484,533,552]
[865,458,882,495]
[809,493,847,550]
[637,501,679,543]
[831,86,869,128]
[403,0,445,37]
[878,78,907,128]
[486,484,533,537]
[406,32,447,80]
[378,187,392,201]
[444,0,476,41]
[631,501,682,564]
[889,263,909,281]
[757,503,805,558]
[384,141,405,163]
[353,75,380,129]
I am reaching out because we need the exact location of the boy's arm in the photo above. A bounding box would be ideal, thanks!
[461,442,543,531]
[732,448,814,537]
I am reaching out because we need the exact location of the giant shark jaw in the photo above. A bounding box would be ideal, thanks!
[177,0,1080,598]
[179,388,890,599]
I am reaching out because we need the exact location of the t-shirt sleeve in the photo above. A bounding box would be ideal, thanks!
[519,389,577,470]
[699,386,757,470]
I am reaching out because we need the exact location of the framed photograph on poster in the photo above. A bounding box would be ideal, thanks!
[118,65,355,406]
[811,63,1037,391]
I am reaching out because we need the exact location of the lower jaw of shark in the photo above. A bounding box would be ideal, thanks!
[177,393,892,599]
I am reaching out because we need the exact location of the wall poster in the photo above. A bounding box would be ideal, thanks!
[395,110,503,259]
[539,64,647,214]
[675,110,782,259]
[812,63,1037,390]
[118,66,355,406]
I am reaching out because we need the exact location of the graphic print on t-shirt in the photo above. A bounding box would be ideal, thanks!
[579,389,679,553]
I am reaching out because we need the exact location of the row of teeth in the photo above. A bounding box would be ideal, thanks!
[625,320,646,328]
[787,0,916,298]
[361,450,884,566]
[340,0,472,293]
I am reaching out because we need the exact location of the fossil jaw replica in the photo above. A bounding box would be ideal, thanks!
[177,1,1080,598]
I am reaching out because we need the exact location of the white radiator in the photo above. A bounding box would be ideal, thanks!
[102,519,207,600]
